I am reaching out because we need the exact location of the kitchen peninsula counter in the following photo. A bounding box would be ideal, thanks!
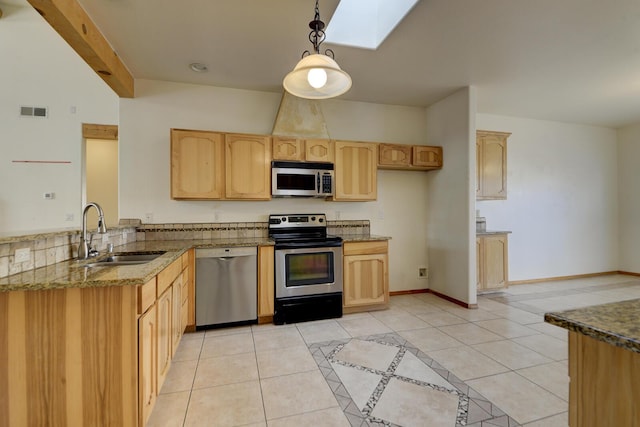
[545,300,640,426]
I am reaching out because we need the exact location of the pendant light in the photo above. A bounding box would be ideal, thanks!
[283,0,352,99]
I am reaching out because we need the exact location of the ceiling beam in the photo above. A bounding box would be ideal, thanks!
[26,0,134,98]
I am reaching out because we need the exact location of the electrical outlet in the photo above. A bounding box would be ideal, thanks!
[15,248,31,263]
[418,267,428,279]
[65,213,74,221]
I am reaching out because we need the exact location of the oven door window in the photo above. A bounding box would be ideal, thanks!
[285,252,334,287]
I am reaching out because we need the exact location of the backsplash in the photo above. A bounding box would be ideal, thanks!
[136,220,370,241]
[0,219,370,279]
[0,226,138,279]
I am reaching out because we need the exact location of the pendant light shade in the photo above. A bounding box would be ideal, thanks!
[283,0,352,99]
[283,54,352,99]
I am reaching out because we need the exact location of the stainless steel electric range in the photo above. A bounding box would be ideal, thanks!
[268,213,343,324]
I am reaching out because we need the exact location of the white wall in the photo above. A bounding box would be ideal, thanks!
[0,4,119,233]
[426,87,477,305]
[120,79,430,292]
[476,114,618,281]
[617,123,640,273]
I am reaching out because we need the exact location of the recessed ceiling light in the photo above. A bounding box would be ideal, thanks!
[189,63,208,73]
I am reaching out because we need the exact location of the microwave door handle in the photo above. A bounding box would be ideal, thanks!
[317,172,321,195]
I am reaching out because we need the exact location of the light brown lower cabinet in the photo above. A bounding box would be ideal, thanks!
[568,332,640,426]
[257,245,275,323]
[0,251,195,427]
[343,240,389,313]
[139,303,157,426]
[476,234,509,292]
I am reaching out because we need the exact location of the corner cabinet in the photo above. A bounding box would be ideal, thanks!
[0,251,195,427]
[343,240,389,313]
[378,143,443,170]
[334,141,378,201]
[476,234,509,292]
[170,129,272,200]
[477,130,510,200]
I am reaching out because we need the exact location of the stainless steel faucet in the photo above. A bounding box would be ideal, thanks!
[78,202,108,259]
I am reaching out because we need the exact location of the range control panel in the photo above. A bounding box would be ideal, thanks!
[268,214,326,229]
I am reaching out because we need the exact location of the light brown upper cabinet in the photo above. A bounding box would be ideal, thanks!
[171,129,272,200]
[334,141,378,201]
[477,130,510,200]
[272,136,333,162]
[225,133,272,200]
[378,143,443,170]
[171,129,224,199]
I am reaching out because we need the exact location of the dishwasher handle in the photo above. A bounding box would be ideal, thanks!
[196,247,257,258]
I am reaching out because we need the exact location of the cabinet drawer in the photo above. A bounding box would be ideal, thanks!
[158,258,182,296]
[138,277,157,314]
[344,240,388,256]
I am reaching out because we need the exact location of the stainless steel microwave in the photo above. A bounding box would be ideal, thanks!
[271,161,334,198]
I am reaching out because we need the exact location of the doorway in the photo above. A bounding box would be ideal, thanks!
[82,124,119,229]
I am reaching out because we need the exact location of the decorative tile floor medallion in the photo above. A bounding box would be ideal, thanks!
[309,332,520,427]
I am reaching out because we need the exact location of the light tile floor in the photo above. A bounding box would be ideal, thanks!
[147,274,640,426]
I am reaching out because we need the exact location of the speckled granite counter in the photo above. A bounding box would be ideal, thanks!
[0,235,390,292]
[0,238,273,292]
[339,234,391,242]
[476,230,512,236]
[545,299,640,354]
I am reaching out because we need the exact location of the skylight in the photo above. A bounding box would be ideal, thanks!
[325,0,420,50]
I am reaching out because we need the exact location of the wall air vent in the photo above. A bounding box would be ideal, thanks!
[20,106,48,118]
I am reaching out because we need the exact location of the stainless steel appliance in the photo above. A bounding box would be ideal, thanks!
[269,213,343,324]
[195,247,257,328]
[271,161,334,198]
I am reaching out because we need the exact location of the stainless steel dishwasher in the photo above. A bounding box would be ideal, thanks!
[195,247,257,328]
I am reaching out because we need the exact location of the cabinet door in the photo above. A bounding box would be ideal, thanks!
[171,129,225,199]
[378,143,411,168]
[138,304,157,427]
[171,275,183,355]
[484,235,508,289]
[334,141,378,201]
[305,139,334,162]
[413,146,443,169]
[225,133,272,199]
[156,287,172,392]
[477,131,509,200]
[343,254,388,307]
[273,136,304,161]
[258,245,275,318]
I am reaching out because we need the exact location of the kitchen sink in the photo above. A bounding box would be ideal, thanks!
[83,251,166,268]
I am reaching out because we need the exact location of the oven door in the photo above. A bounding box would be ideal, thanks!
[275,246,343,299]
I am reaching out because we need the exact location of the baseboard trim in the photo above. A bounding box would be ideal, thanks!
[258,315,273,325]
[389,289,429,296]
[618,270,640,277]
[389,288,477,309]
[508,271,620,286]
[427,289,478,309]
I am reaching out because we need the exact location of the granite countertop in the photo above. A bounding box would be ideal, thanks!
[0,238,272,292]
[476,230,512,236]
[544,299,640,354]
[0,234,388,292]
[339,234,391,242]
